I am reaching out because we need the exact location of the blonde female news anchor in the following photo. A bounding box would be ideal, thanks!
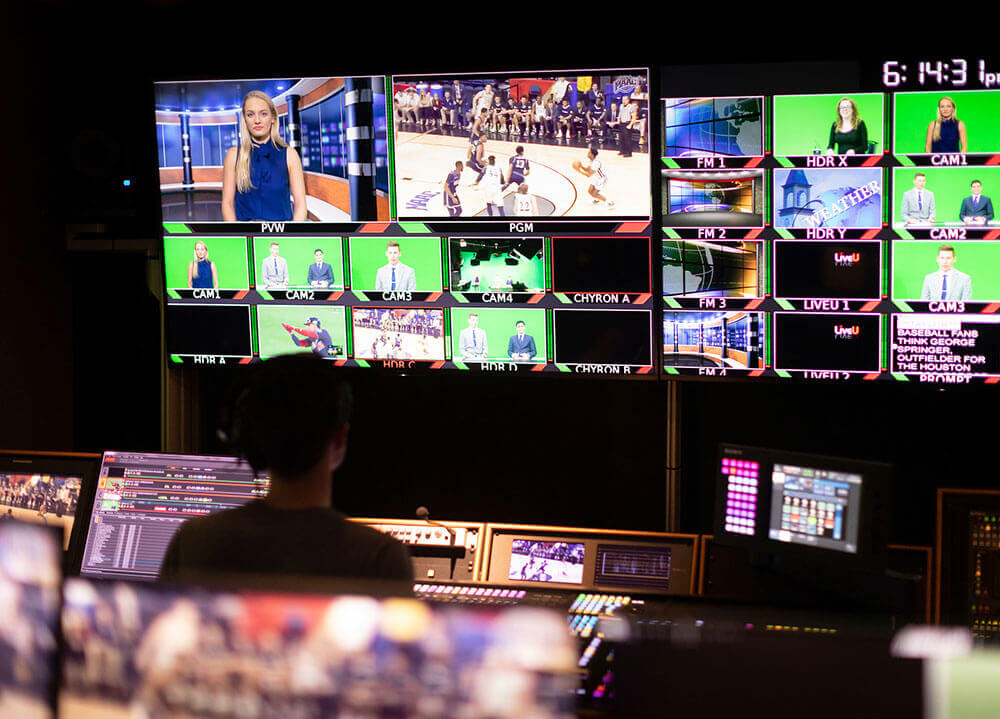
[222,90,307,222]
[925,96,968,154]
[187,240,219,289]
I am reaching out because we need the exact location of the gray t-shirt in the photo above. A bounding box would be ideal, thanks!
[159,500,413,583]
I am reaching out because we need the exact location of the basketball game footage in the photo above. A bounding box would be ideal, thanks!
[158,59,1000,383]
[391,70,651,220]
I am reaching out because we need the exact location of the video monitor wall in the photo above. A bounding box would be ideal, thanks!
[160,68,655,378]
[661,57,1000,384]
[161,59,1000,384]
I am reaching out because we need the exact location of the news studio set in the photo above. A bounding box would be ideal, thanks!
[9,29,1000,718]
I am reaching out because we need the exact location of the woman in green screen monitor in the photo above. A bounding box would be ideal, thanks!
[925,96,967,154]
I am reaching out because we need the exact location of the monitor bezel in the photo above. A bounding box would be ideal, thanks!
[713,443,890,568]
[0,450,101,575]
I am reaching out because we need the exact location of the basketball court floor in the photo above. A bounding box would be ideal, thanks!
[394,129,650,219]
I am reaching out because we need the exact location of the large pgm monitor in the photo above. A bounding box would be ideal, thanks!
[713,444,889,567]
[77,451,269,581]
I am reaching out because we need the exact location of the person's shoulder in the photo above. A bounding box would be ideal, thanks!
[177,502,262,537]
[224,146,237,163]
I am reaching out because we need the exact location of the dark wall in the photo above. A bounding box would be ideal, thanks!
[194,367,669,530]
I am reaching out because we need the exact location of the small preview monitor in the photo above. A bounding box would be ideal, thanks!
[662,96,764,159]
[767,463,863,554]
[508,540,585,584]
[0,452,99,561]
[714,444,888,566]
[78,451,269,581]
[662,169,764,227]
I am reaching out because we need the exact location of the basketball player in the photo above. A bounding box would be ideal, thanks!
[531,95,547,137]
[466,134,487,178]
[572,148,614,208]
[444,160,463,217]
[517,96,531,136]
[489,93,505,133]
[475,155,506,216]
[571,100,588,139]
[503,95,519,134]
[472,83,494,114]
[588,98,608,140]
[556,98,574,140]
[503,145,530,191]
[513,184,538,216]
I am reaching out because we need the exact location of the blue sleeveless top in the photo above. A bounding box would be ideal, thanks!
[234,140,294,222]
[192,259,213,288]
[931,119,960,153]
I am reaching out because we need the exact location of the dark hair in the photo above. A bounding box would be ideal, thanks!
[938,244,956,254]
[972,179,982,186]
[219,354,352,478]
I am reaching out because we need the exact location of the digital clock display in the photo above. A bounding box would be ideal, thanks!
[883,59,999,89]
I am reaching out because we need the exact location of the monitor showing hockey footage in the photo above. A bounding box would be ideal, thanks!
[661,56,1000,386]
[158,69,655,378]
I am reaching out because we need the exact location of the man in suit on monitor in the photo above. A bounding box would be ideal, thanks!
[308,249,335,288]
[959,180,994,225]
[458,312,488,360]
[920,244,971,301]
[375,241,416,292]
[261,241,289,288]
[507,320,537,361]
[900,172,935,225]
